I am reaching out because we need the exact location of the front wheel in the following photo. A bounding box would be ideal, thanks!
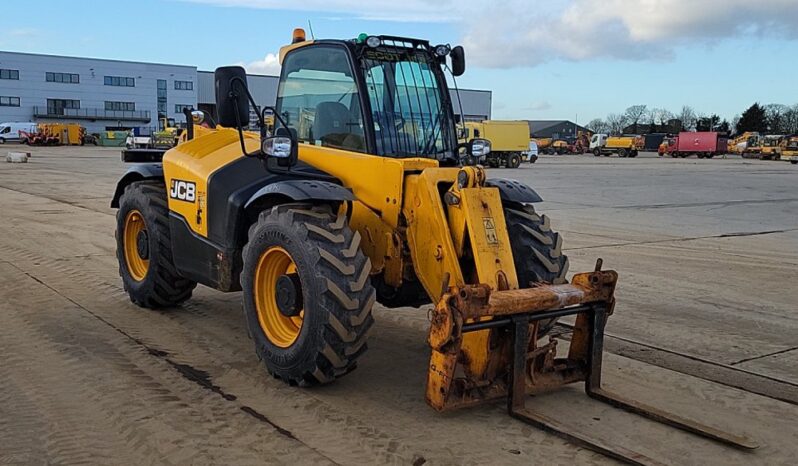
[242,204,375,386]
[116,181,196,308]
[504,203,569,334]
[593,148,601,157]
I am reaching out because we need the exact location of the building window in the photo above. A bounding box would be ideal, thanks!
[157,79,167,116]
[105,101,136,111]
[46,99,80,115]
[0,96,20,107]
[46,72,80,84]
[0,69,20,80]
[174,80,193,91]
[104,75,135,87]
[175,104,192,113]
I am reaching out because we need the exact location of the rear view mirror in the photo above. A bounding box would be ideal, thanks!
[450,46,465,77]
[215,66,250,128]
[469,138,490,157]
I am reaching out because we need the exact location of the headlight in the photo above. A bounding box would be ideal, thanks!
[366,36,382,48]
[262,136,292,158]
[434,44,451,57]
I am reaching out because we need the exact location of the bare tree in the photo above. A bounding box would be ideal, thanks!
[677,106,697,131]
[586,118,609,134]
[624,105,648,133]
[606,113,628,135]
[782,104,798,134]
[764,103,789,134]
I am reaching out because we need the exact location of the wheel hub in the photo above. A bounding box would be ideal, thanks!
[136,230,149,260]
[275,273,302,317]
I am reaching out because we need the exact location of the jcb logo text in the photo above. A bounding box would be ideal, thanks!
[170,179,196,202]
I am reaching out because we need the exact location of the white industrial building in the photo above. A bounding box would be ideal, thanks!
[0,51,491,135]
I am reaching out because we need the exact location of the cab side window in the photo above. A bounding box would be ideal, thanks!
[275,46,365,152]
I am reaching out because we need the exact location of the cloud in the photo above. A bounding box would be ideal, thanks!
[187,0,798,67]
[462,0,798,67]
[239,52,281,75]
[180,0,454,22]
[0,28,41,46]
[522,101,552,112]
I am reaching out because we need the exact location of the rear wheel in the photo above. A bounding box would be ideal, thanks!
[503,203,569,334]
[618,149,628,158]
[507,153,521,168]
[116,180,196,308]
[242,204,375,386]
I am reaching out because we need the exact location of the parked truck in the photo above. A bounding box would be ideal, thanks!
[779,135,798,164]
[461,120,530,168]
[670,132,728,158]
[19,123,84,146]
[590,133,641,157]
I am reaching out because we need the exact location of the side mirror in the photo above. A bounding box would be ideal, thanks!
[215,66,250,128]
[469,138,490,157]
[450,46,465,77]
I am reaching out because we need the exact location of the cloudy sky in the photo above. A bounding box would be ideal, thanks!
[2,0,797,122]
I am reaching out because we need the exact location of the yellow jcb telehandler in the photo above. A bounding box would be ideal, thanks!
[112,29,756,463]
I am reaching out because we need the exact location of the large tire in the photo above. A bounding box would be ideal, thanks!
[116,180,196,308]
[242,204,375,386]
[507,153,521,168]
[503,203,569,334]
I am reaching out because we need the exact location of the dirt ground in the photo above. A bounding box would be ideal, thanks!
[1,145,796,465]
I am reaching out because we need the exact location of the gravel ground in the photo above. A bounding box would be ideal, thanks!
[0,145,796,465]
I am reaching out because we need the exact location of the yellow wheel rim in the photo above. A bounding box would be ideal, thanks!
[123,210,149,281]
[254,246,304,348]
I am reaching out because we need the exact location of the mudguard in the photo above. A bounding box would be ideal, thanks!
[485,178,543,204]
[244,179,354,211]
[111,164,164,208]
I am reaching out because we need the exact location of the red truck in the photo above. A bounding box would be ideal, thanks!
[670,132,728,159]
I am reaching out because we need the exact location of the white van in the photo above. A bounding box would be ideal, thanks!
[0,122,38,144]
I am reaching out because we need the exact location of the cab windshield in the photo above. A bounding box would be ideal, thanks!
[361,49,456,158]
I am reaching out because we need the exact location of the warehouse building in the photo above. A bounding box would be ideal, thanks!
[527,120,589,140]
[0,51,491,135]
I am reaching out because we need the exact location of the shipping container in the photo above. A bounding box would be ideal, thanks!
[672,132,728,158]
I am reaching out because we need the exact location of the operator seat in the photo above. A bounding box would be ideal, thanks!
[313,102,364,151]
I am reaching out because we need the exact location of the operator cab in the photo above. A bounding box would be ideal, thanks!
[272,32,467,164]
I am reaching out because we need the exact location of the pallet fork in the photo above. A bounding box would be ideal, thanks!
[427,260,757,465]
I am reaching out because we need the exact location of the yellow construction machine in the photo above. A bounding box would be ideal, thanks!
[728,131,759,155]
[112,29,756,463]
[760,135,783,160]
[780,135,798,164]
